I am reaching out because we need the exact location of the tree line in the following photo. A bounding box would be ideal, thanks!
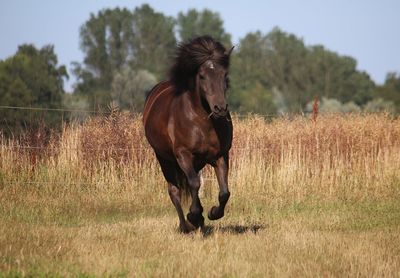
[1,4,399,135]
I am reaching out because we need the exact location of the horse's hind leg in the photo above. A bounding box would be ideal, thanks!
[167,183,197,233]
[208,154,230,220]
[156,154,196,233]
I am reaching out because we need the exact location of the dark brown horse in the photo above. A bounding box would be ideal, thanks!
[143,36,234,233]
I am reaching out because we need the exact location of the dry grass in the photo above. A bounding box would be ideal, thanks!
[230,113,400,203]
[1,113,400,277]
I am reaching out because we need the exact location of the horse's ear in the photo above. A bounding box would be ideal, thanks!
[226,45,235,57]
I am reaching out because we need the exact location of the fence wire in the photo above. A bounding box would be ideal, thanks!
[0,145,268,152]
[0,105,280,118]
[0,105,100,114]
[1,177,219,185]
[0,145,147,151]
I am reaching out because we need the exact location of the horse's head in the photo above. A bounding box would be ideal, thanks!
[197,47,234,119]
[169,36,234,118]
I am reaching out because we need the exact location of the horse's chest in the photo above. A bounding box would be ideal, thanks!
[203,133,220,153]
[195,129,228,160]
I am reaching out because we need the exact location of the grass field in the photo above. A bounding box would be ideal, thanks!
[1,113,400,277]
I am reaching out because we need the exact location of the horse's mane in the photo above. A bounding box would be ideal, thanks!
[169,36,230,91]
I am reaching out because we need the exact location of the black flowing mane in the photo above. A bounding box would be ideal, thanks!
[169,36,230,90]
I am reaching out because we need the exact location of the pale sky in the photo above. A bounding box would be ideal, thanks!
[1,0,399,91]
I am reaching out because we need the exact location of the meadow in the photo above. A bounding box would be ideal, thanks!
[1,113,400,277]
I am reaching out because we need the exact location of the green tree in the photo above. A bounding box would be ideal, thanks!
[308,46,375,105]
[62,93,90,122]
[234,82,276,114]
[229,32,276,113]
[376,72,400,112]
[74,5,175,109]
[363,98,396,113]
[229,28,376,114]
[230,29,313,113]
[131,4,176,79]
[177,9,231,46]
[263,28,312,112]
[111,67,156,112]
[74,8,134,109]
[0,44,68,135]
[78,8,134,88]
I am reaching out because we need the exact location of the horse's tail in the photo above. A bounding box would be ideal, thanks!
[175,167,191,202]
[176,168,204,204]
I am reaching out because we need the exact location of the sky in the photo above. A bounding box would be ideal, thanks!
[1,0,399,91]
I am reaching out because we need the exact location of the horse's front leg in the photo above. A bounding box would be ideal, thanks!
[175,150,204,229]
[208,154,230,220]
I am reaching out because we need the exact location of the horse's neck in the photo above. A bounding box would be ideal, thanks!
[190,90,203,110]
[179,86,206,116]
[188,80,202,107]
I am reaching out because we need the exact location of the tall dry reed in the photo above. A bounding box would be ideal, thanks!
[1,113,399,207]
[229,113,400,204]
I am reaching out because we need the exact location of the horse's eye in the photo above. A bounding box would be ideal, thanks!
[199,74,205,80]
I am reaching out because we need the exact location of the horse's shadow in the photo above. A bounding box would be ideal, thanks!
[201,224,264,237]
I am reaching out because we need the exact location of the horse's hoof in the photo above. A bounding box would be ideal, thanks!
[179,220,197,234]
[208,206,224,220]
[187,212,204,228]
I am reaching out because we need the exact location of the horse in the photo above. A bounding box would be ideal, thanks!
[143,36,234,233]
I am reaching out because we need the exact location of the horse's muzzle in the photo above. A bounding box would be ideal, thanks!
[213,104,228,118]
